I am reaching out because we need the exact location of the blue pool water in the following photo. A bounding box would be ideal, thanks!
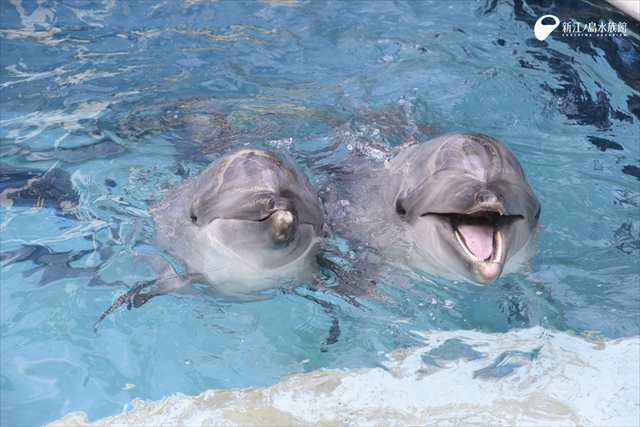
[1,1,639,425]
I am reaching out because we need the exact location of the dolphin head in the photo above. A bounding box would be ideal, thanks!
[386,133,540,284]
[188,149,324,270]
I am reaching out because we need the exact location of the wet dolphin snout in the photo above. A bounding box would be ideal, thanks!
[267,197,298,244]
[269,210,296,243]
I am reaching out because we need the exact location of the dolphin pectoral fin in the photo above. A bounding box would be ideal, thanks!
[288,287,341,350]
[131,273,191,308]
[133,291,153,309]
[94,270,198,331]
[94,280,157,332]
[302,293,341,350]
[325,318,341,348]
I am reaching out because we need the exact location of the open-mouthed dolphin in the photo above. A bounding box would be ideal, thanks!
[150,148,325,298]
[385,132,541,284]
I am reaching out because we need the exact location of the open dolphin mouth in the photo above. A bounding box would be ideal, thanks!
[451,211,503,263]
[417,209,526,284]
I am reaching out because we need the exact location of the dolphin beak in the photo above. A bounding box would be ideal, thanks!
[268,210,297,244]
[264,197,299,246]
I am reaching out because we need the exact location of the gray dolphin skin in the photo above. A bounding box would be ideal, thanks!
[151,148,324,298]
[385,132,541,284]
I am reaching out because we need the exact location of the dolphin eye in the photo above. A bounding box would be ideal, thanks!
[395,201,406,216]
[190,213,198,223]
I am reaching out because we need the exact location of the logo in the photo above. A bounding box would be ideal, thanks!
[533,14,629,41]
[534,15,560,41]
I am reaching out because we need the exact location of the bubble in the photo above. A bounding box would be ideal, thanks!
[444,300,455,309]
[184,359,192,366]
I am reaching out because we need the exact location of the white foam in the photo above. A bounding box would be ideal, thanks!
[49,327,639,426]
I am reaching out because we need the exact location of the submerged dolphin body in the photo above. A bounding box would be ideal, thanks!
[385,133,541,284]
[149,148,325,299]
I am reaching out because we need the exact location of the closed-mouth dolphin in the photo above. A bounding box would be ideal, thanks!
[385,132,541,284]
[150,148,325,297]
[94,149,332,331]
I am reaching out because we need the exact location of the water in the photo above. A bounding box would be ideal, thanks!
[51,327,640,426]
[1,1,638,425]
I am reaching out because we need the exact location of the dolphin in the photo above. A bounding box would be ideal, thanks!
[147,148,325,299]
[385,132,541,284]
[95,148,350,346]
[95,148,325,330]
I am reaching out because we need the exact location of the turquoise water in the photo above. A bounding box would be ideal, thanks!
[1,1,638,425]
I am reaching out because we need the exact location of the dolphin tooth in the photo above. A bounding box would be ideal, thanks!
[493,228,503,262]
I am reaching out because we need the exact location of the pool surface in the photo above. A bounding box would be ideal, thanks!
[1,1,639,425]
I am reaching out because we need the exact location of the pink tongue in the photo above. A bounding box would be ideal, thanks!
[458,224,494,260]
